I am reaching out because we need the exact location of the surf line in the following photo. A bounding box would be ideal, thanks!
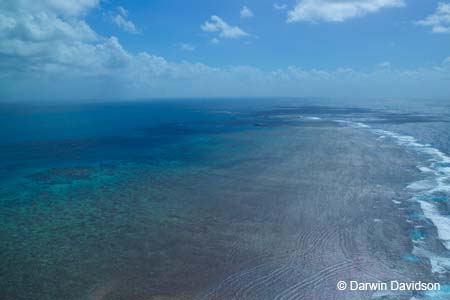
[334,119,450,271]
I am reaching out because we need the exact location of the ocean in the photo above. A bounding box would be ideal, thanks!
[1,98,449,300]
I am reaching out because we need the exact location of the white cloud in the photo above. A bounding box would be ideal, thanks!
[0,3,98,43]
[240,6,254,18]
[0,0,99,69]
[416,2,450,33]
[117,6,128,17]
[201,15,248,40]
[287,0,405,23]
[0,0,101,17]
[274,3,288,10]
[0,0,132,76]
[109,6,138,34]
[47,37,131,74]
[111,15,137,34]
[177,42,195,51]
[6,56,450,99]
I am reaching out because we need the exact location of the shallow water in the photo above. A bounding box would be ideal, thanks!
[1,98,450,300]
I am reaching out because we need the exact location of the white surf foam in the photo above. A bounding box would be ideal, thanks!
[413,246,450,275]
[299,116,321,120]
[335,120,370,128]
[407,180,437,191]
[418,166,433,173]
[336,119,450,274]
[419,201,450,249]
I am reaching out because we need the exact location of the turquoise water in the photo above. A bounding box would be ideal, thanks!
[1,100,272,299]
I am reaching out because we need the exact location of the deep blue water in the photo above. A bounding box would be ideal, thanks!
[0,100,263,183]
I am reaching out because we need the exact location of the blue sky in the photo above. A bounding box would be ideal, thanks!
[1,0,450,100]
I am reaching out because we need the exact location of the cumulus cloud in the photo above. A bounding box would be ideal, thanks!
[1,0,101,17]
[0,2,98,43]
[416,2,450,33]
[0,0,101,75]
[0,1,133,77]
[109,6,138,33]
[287,0,405,23]
[201,15,248,41]
[240,6,254,18]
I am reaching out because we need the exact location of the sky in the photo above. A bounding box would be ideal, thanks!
[0,0,450,101]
